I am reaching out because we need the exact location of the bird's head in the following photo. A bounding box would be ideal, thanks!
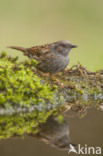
[50,40,77,56]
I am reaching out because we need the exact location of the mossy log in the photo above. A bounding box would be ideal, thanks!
[0,52,103,140]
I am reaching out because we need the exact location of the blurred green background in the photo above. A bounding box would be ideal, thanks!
[0,0,103,71]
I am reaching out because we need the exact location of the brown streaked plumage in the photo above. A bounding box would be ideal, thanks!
[9,40,77,73]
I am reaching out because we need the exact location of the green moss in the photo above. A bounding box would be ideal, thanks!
[57,115,64,124]
[0,53,64,139]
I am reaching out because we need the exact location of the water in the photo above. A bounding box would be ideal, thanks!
[0,108,103,156]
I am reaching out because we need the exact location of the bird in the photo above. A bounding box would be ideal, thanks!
[9,40,77,74]
[32,116,72,150]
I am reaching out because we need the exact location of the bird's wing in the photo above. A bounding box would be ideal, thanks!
[9,44,50,61]
[37,52,58,73]
[26,44,50,60]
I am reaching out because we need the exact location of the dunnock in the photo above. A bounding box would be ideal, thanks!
[33,116,72,150]
[9,40,77,73]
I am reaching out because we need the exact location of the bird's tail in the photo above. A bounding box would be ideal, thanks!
[8,46,27,53]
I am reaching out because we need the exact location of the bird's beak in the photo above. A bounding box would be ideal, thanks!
[71,44,77,48]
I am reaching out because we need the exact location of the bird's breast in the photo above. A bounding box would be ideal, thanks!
[53,54,69,72]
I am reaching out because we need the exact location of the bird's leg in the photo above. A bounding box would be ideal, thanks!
[34,69,44,77]
[49,74,56,81]
[44,73,50,77]
[35,70,50,78]
[35,71,64,88]
[50,74,64,88]
[62,69,67,74]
